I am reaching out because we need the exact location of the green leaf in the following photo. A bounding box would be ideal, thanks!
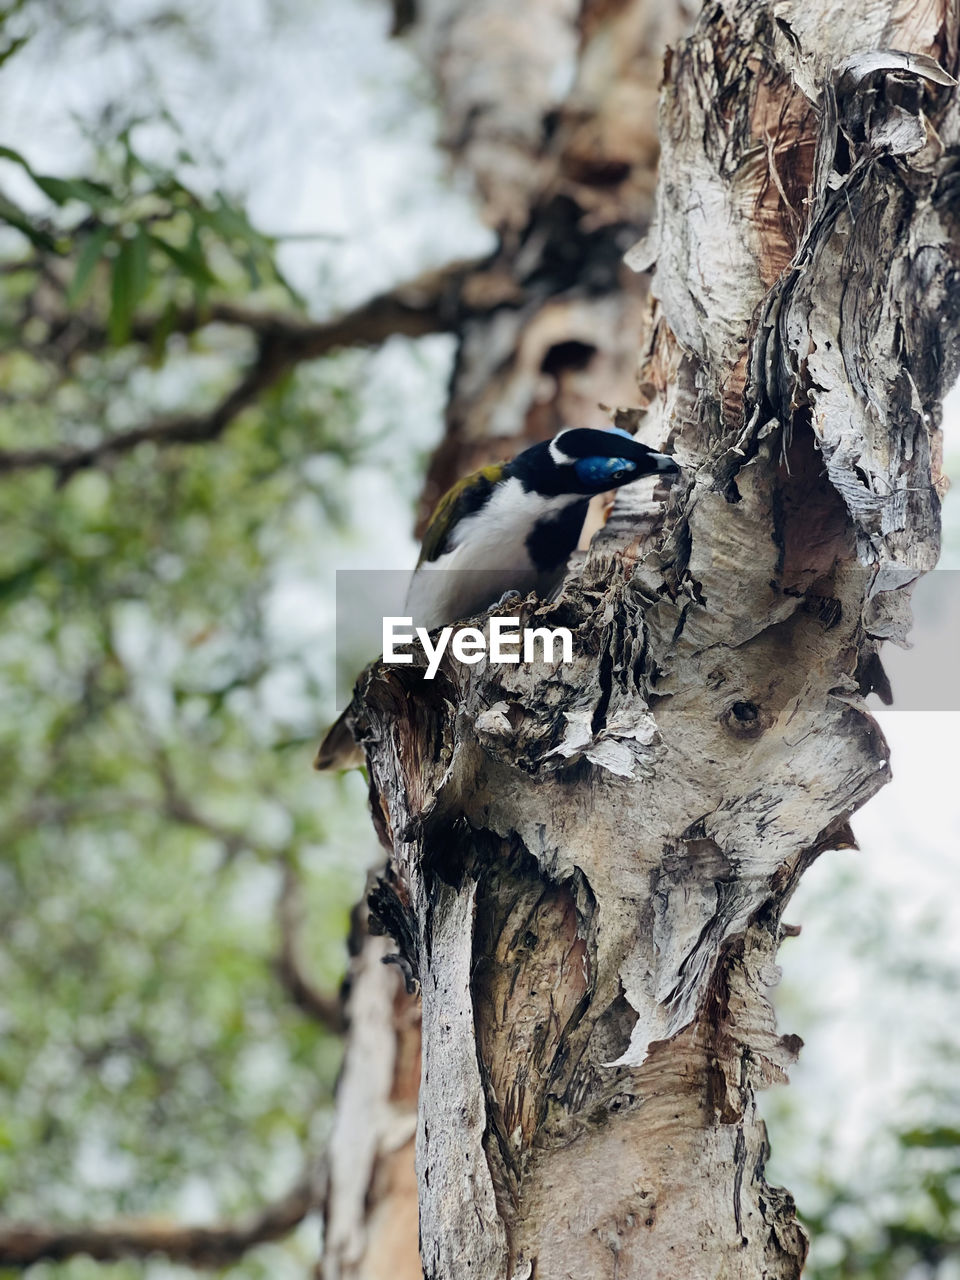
[109,242,133,345]
[0,0,30,28]
[0,191,56,251]
[32,174,113,209]
[109,228,150,345]
[0,142,29,168]
[0,34,27,68]
[208,195,271,248]
[130,223,150,306]
[149,230,217,287]
[0,558,45,604]
[196,195,303,301]
[899,1125,960,1150]
[67,225,112,305]
[0,145,113,209]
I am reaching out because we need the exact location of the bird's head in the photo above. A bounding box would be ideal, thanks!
[512,426,681,496]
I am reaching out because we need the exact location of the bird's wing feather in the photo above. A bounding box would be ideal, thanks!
[417,462,506,565]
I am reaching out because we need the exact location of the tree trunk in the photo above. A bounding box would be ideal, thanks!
[324,1,959,1277]
[321,907,422,1280]
[322,2,689,1273]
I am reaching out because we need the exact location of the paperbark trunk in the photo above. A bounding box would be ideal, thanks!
[323,1,960,1277]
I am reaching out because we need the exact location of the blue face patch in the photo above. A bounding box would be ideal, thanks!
[574,455,637,485]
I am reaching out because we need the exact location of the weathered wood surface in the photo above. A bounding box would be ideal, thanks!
[321,1,690,1274]
[321,912,421,1280]
[325,0,959,1276]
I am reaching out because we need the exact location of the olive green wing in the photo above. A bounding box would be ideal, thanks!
[418,462,506,565]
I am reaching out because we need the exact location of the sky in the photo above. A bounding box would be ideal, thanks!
[1,0,958,1231]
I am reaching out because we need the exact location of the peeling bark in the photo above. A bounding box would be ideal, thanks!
[321,909,421,1280]
[326,0,960,1276]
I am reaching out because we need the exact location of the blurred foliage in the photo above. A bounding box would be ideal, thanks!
[0,2,378,1276]
[766,850,960,1280]
[790,1039,960,1280]
[805,1112,960,1278]
[0,112,302,334]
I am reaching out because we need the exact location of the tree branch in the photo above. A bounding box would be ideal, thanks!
[0,1171,319,1268]
[154,748,253,864]
[0,260,477,481]
[154,748,344,1034]
[275,863,346,1035]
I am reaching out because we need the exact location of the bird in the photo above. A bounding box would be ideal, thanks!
[315,425,680,770]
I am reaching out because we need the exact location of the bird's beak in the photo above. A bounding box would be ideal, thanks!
[650,451,681,475]
[607,433,681,477]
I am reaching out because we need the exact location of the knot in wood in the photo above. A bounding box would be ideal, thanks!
[721,699,765,738]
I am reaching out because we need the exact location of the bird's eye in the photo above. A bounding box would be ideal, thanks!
[574,455,635,485]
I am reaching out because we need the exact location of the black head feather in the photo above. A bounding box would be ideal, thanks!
[508,427,680,496]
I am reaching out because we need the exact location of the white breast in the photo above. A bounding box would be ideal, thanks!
[405,478,582,631]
